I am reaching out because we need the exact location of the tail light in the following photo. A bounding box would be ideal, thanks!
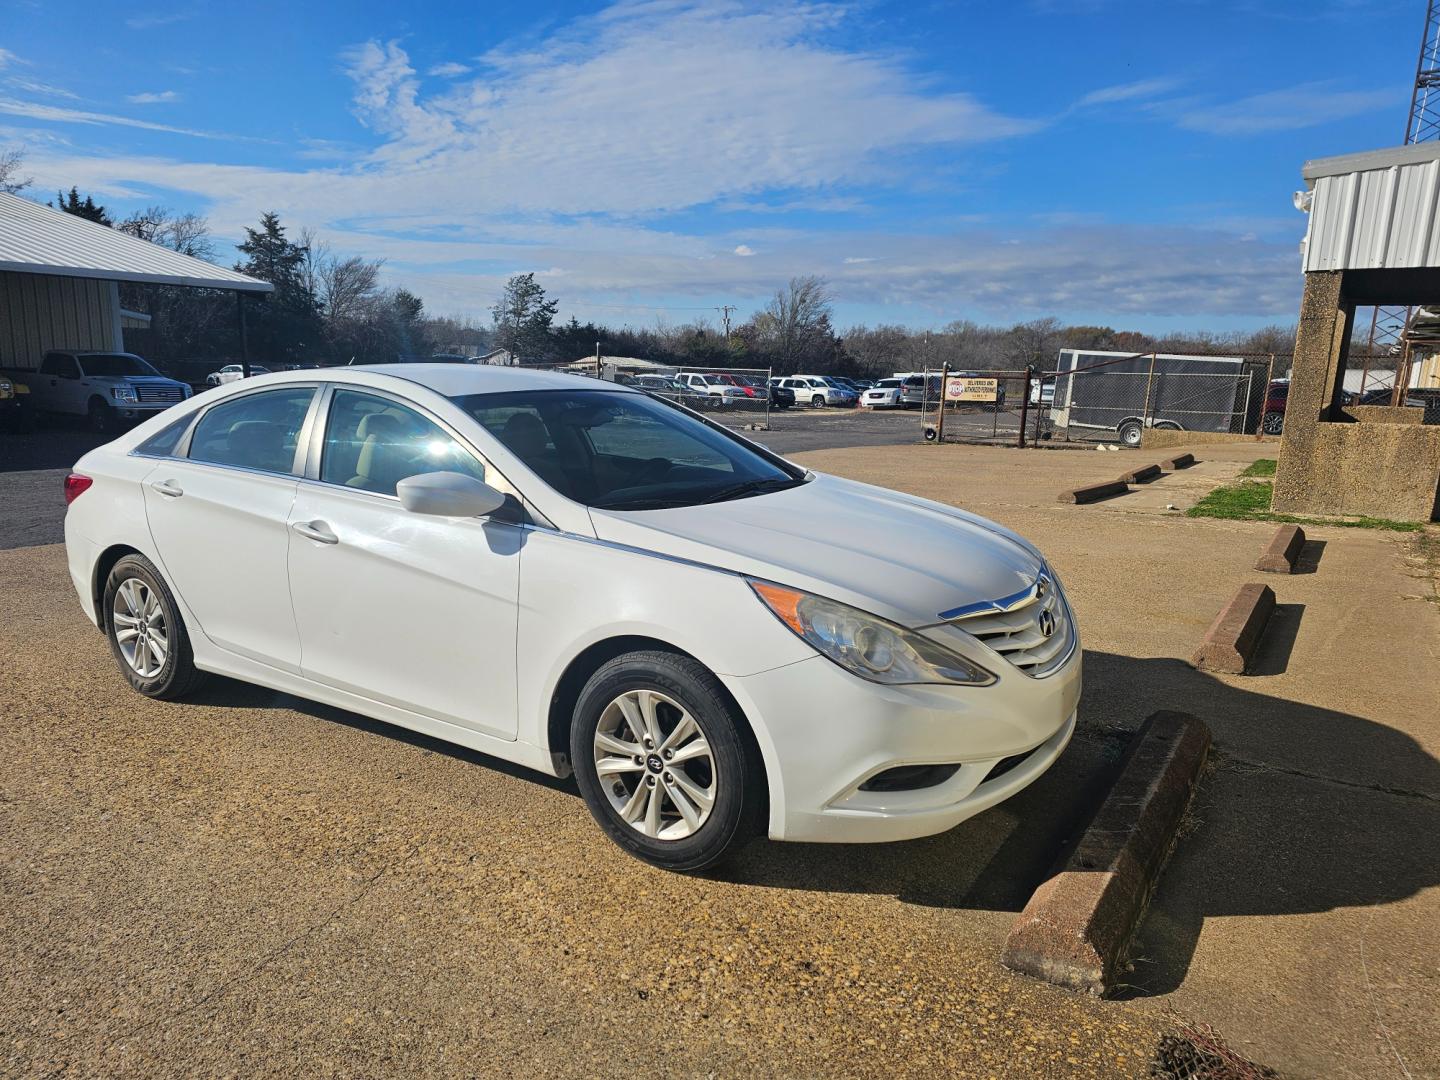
[64,473,93,505]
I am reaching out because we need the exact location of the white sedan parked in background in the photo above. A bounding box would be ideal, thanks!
[206,364,271,386]
[63,365,1079,871]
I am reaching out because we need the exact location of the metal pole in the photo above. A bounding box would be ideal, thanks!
[1017,365,1032,449]
[595,340,601,379]
[236,292,250,378]
[1141,352,1158,434]
[1259,354,1275,438]
[935,363,949,444]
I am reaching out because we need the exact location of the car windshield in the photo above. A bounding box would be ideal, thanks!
[78,354,161,377]
[877,379,901,388]
[451,389,804,511]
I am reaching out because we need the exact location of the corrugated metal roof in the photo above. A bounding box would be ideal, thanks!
[1299,143,1440,272]
[0,192,272,292]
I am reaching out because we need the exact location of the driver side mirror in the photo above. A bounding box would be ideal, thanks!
[396,471,507,518]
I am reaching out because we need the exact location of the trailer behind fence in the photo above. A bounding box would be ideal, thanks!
[919,351,1277,448]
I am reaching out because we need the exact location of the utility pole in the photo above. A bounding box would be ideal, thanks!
[716,305,736,339]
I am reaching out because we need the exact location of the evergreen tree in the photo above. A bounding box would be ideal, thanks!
[235,211,322,363]
[52,186,112,225]
[491,273,559,361]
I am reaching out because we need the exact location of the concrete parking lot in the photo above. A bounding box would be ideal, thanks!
[1,432,1436,1078]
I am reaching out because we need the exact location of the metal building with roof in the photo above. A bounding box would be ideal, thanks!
[0,191,271,371]
[1275,143,1440,523]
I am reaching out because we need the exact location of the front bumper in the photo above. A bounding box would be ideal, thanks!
[723,643,1082,843]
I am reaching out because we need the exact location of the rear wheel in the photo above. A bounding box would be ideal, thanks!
[571,650,761,872]
[103,553,206,700]
[1118,420,1143,447]
[1262,411,1284,435]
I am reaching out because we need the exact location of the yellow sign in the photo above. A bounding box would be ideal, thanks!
[945,376,998,402]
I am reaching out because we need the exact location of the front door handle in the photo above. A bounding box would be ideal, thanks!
[291,520,339,545]
[150,479,183,498]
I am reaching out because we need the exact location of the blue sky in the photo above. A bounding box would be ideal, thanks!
[0,0,1418,333]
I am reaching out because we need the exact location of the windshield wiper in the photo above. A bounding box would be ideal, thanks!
[698,477,803,504]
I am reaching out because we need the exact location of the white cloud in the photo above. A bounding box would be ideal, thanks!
[126,11,195,29]
[126,90,180,104]
[1074,76,1181,109]
[6,76,78,99]
[0,97,230,138]
[6,2,1305,323]
[0,48,20,70]
[1174,83,1399,135]
[427,62,471,77]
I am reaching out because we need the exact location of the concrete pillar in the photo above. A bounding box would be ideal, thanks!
[1272,271,1349,513]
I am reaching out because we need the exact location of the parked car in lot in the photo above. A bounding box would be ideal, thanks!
[64,365,1079,871]
[861,377,905,409]
[676,372,747,408]
[0,370,21,429]
[206,364,272,386]
[23,351,191,432]
[777,375,857,408]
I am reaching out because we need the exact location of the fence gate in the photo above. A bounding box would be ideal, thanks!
[918,368,1032,446]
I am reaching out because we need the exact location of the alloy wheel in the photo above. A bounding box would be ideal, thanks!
[593,689,717,840]
[112,576,168,678]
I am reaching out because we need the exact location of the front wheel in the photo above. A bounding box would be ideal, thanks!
[87,398,113,434]
[571,650,761,872]
[103,553,206,700]
[1262,411,1284,435]
[811,395,826,408]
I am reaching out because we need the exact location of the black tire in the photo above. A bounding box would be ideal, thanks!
[102,553,206,700]
[1118,420,1142,447]
[811,395,825,408]
[571,650,762,872]
[1262,411,1284,435]
[87,397,113,434]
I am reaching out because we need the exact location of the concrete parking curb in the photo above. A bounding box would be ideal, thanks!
[1161,453,1196,470]
[1117,463,1163,484]
[1057,479,1128,504]
[1001,710,1211,996]
[1255,524,1306,573]
[1190,583,1276,674]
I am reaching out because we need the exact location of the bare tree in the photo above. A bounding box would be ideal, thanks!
[0,147,32,195]
[751,275,834,373]
[118,206,216,261]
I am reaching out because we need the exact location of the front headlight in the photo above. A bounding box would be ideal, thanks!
[111,386,137,403]
[0,380,12,398]
[749,580,996,686]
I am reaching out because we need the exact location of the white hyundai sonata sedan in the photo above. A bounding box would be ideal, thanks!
[63,364,1080,871]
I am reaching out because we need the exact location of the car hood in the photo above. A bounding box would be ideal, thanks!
[96,374,186,386]
[588,472,1044,627]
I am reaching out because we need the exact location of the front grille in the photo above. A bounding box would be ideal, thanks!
[944,570,1073,678]
[135,385,184,404]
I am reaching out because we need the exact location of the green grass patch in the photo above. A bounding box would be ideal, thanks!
[1239,458,1276,478]
[1186,478,1423,532]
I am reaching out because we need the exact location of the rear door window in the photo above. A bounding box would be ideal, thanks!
[187,388,315,475]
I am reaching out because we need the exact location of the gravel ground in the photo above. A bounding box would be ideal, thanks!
[4,436,1435,1077]
[0,543,1163,1078]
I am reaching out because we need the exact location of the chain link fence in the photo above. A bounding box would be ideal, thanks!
[551,361,777,421]
[918,352,1278,448]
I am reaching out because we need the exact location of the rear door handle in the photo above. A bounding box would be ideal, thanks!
[150,479,183,498]
[291,520,339,545]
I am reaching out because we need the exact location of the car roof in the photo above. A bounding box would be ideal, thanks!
[336,363,638,397]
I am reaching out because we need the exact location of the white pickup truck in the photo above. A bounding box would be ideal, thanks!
[24,350,191,432]
[674,372,746,408]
